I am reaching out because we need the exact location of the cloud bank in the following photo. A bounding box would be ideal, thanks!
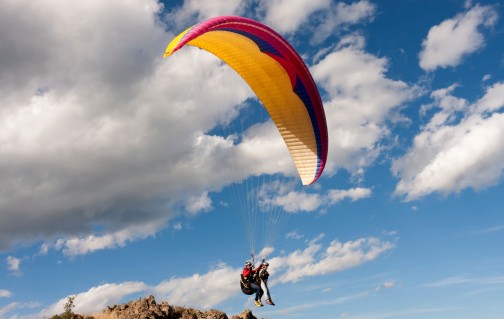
[0,0,393,254]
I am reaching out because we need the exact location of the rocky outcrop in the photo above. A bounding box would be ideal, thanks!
[229,309,256,319]
[90,295,256,319]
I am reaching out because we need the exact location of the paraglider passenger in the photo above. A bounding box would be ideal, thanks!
[242,261,263,306]
[258,261,275,306]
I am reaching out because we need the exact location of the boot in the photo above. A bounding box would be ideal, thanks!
[266,299,275,306]
[254,300,263,307]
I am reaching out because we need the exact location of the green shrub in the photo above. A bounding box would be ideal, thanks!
[50,295,75,319]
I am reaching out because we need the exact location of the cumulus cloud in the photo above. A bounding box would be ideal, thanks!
[185,191,213,215]
[328,187,372,203]
[0,289,12,298]
[258,0,375,37]
[165,0,247,30]
[155,264,239,309]
[312,35,416,177]
[0,0,168,249]
[393,81,504,201]
[474,82,504,113]
[419,4,498,71]
[51,221,162,256]
[0,0,272,252]
[311,0,376,44]
[286,230,304,240]
[6,256,21,274]
[40,282,148,317]
[259,0,330,34]
[253,172,372,215]
[258,246,275,259]
[0,302,40,319]
[264,187,372,213]
[271,191,323,212]
[271,235,395,283]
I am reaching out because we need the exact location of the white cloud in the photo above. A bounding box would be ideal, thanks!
[38,243,49,256]
[185,191,213,214]
[474,82,504,113]
[0,289,12,298]
[258,0,375,38]
[271,236,395,283]
[0,302,40,319]
[393,82,504,201]
[257,246,275,260]
[53,221,163,256]
[154,264,239,309]
[383,281,394,289]
[0,0,268,251]
[286,230,304,240]
[0,0,170,249]
[375,281,394,292]
[261,186,372,214]
[259,0,330,34]
[166,0,247,30]
[328,187,372,203]
[272,191,323,213]
[311,1,376,44]
[7,256,21,273]
[40,282,148,317]
[419,4,498,71]
[312,35,416,178]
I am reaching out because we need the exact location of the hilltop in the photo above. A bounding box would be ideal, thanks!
[68,295,258,319]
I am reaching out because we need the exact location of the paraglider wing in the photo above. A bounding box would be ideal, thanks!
[164,16,328,185]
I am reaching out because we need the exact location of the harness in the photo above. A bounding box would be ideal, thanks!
[240,274,255,295]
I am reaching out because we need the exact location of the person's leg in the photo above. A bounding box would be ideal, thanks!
[260,281,270,300]
[250,283,263,306]
[261,281,275,305]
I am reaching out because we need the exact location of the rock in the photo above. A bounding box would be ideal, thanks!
[178,307,203,319]
[230,309,257,319]
[81,295,254,319]
[204,309,228,319]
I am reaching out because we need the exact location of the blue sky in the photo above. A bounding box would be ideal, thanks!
[1,0,504,318]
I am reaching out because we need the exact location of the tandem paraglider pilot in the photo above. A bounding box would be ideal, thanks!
[258,260,275,306]
[240,261,264,307]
